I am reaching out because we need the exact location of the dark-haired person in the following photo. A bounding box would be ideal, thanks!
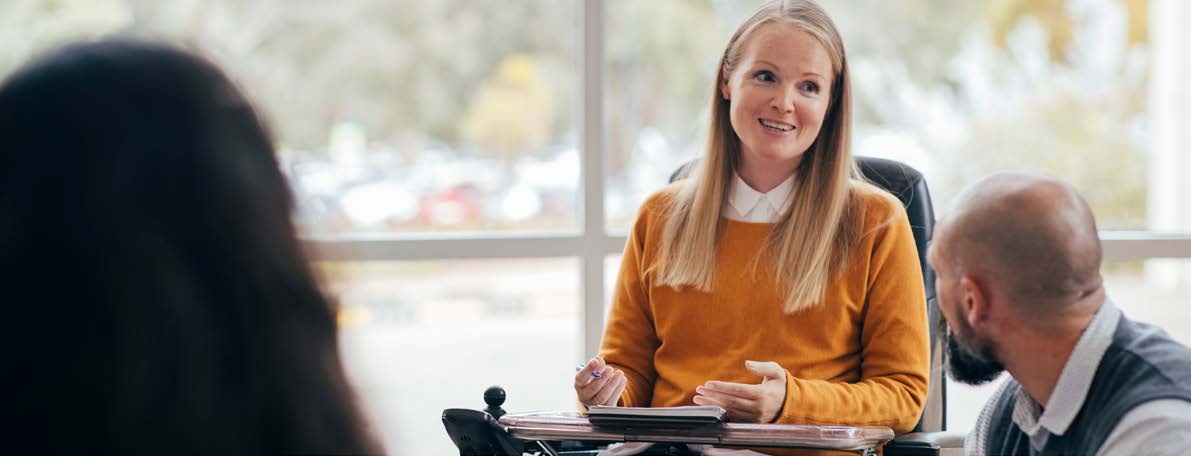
[929,172,1191,455]
[0,39,380,454]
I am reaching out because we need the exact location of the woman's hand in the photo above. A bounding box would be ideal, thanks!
[692,360,787,423]
[574,357,627,407]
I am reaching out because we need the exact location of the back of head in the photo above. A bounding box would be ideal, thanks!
[938,172,1103,317]
[0,39,376,453]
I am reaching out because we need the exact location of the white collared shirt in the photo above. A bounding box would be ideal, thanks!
[966,298,1191,455]
[723,172,796,223]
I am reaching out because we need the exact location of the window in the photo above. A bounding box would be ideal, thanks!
[273,0,581,235]
[603,1,752,229]
[326,259,579,454]
[0,1,579,234]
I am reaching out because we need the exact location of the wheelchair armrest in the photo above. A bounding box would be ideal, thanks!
[884,431,965,456]
[442,408,524,456]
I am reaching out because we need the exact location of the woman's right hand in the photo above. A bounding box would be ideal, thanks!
[574,357,627,406]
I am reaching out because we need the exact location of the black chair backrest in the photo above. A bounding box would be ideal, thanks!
[669,156,945,432]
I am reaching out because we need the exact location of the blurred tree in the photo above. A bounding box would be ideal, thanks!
[831,0,982,85]
[825,0,1149,227]
[0,0,131,79]
[461,54,557,160]
[987,0,1147,61]
[0,0,577,153]
[988,0,1076,60]
[944,96,1146,229]
[605,0,725,173]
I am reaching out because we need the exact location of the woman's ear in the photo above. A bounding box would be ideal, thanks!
[720,76,731,101]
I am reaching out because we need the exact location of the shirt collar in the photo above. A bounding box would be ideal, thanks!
[1012,297,1121,440]
[728,172,796,219]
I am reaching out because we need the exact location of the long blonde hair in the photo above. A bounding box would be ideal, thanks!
[658,0,865,314]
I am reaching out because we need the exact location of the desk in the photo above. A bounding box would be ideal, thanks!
[500,412,893,456]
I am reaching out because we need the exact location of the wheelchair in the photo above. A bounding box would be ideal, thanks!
[443,157,964,455]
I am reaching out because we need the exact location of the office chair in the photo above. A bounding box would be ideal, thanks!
[443,156,963,455]
[857,157,962,455]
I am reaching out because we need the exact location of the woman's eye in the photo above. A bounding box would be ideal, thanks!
[800,81,820,93]
[753,71,776,83]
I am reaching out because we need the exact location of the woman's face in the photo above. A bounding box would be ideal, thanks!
[721,22,834,173]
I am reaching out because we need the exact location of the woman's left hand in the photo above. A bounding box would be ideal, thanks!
[692,360,787,423]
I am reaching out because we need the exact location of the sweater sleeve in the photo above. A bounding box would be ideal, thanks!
[776,204,930,434]
[597,198,662,408]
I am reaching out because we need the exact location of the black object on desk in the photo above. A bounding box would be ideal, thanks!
[587,405,726,429]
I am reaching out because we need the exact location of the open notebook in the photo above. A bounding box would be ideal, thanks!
[586,405,727,428]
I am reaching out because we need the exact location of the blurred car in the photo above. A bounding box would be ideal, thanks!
[417,183,485,226]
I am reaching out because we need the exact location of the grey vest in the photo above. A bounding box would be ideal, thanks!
[982,316,1191,455]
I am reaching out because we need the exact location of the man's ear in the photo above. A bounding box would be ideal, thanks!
[959,276,991,331]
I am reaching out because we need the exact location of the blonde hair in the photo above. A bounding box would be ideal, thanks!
[658,0,867,314]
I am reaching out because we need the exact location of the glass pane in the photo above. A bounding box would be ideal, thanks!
[947,259,1191,432]
[324,258,580,455]
[945,374,1009,434]
[604,1,752,230]
[605,0,1178,233]
[1105,260,1191,345]
[605,255,623,323]
[834,0,1153,230]
[1,1,579,234]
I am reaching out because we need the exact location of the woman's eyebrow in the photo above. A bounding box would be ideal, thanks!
[751,59,826,80]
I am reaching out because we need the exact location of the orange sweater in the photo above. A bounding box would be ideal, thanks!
[599,182,929,454]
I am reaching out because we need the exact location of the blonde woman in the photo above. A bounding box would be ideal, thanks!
[574,0,929,444]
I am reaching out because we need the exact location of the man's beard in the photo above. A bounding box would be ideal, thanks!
[939,309,1005,385]
[945,333,1005,385]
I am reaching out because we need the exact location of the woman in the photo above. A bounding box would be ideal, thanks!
[574,0,929,442]
[0,39,380,454]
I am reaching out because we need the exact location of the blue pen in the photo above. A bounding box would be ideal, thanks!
[575,364,603,378]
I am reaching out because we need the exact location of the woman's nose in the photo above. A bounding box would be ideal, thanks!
[770,86,796,113]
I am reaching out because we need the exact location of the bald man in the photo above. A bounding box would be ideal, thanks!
[928,173,1191,455]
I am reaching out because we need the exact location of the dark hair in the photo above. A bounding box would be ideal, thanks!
[0,39,378,454]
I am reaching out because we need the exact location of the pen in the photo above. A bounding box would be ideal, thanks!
[575,363,603,378]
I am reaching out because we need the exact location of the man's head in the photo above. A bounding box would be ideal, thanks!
[928,172,1104,385]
